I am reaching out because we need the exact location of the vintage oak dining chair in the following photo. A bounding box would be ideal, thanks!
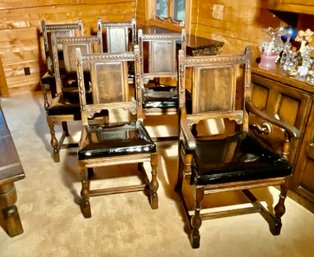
[75,46,158,218]
[41,20,84,131]
[96,18,136,53]
[138,28,186,117]
[45,33,101,162]
[176,47,300,248]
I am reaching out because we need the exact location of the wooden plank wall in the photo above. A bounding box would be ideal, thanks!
[187,0,280,57]
[0,0,136,96]
[137,0,281,59]
[135,0,146,26]
[1,0,311,96]
[0,27,40,94]
[0,57,9,97]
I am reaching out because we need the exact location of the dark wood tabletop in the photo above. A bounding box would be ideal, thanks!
[139,26,224,56]
[0,106,24,183]
[0,105,25,237]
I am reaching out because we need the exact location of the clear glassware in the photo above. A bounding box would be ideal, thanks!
[259,27,285,70]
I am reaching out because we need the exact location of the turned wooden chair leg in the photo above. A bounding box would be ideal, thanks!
[176,150,193,192]
[271,182,288,235]
[189,186,204,249]
[149,153,159,209]
[48,120,60,162]
[41,84,50,110]
[0,182,23,237]
[79,165,91,218]
[175,150,184,193]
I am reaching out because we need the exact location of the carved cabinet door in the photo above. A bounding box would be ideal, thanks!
[293,104,314,205]
[251,73,311,164]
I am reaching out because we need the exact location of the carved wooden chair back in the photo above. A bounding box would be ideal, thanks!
[51,32,102,95]
[178,46,251,135]
[41,19,83,74]
[76,45,144,125]
[97,18,136,53]
[138,28,186,79]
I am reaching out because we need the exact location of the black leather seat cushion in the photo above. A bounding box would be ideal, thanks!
[47,71,92,119]
[41,73,57,97]
[78,121,156,160]
[47,90,93,119]
[190,132,292,185]
[143,86,178,108]
[47,93,81,119]
[41,72,55,86]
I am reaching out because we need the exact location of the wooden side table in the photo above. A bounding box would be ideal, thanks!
[0,106,25,237]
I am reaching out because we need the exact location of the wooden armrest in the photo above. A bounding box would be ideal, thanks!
[181,119,196,151]
[245,101,300,139]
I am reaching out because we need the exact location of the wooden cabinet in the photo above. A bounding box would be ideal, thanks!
[294,103,314,207]
[268,0,314,15]
[252,66,314,212]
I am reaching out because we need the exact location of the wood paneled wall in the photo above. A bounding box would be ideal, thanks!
[137,0,280,58]
[0,0,311,96]
[187,1,280,55]
[0,0,136,96]
[0,27,40,94]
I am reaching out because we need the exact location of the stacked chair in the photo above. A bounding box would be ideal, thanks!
[75,45,158,218]
[175,46,300,248]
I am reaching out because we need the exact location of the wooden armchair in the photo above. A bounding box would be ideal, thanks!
[45,33,101,162]
[138,28,186,117]
[176,47,300,248]
[76,46,158,218]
